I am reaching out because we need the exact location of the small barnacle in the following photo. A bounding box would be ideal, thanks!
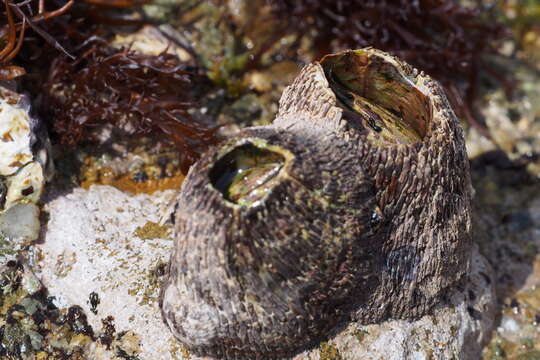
[88,291,100,315]
[161,48,473,359]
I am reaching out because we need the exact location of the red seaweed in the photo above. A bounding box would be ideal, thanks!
[0,0,74,79]
[0,0,220,172]
[42,44,219,172]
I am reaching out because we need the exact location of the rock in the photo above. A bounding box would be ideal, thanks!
[31,185,181,360]
[30,184,496,360]
[476,176,540,359]
[0,203,40,254]
[465,63,540,178]
[112,25,193,62]
[0,86,49,268]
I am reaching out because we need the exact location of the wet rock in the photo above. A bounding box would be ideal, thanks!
[112,24,193,62]
[466,63,540,178]
[479,180,540,359]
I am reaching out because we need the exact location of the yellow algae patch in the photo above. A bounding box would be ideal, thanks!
[134,221,171,240]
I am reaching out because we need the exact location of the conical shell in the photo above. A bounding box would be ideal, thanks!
[161,48,472,359]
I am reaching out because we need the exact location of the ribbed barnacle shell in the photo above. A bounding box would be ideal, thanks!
[160,48,472,359]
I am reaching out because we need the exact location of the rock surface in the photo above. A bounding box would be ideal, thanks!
[31,184,496,360]
[32,185,180,360]
[0,86,48,268]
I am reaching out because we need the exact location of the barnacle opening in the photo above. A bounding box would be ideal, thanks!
[210,142,286,206]
[322,50,431,144]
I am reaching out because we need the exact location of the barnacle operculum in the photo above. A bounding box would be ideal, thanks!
[209,141,289,207]
[321,49,431,144]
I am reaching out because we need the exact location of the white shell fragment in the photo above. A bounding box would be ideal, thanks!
[4,161,44,210]
[0,86,48,265]
[0,86,46,213]
[0,92,34,176]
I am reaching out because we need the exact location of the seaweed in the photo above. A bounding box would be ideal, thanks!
[0,0,220,172]
[83,0,152,8]
[264,0,512,135]
[42,43,219,172]
[0,0,74,80]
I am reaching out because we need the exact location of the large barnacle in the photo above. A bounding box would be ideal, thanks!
[161,48,473,359]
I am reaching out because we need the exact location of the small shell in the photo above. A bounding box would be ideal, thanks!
[161,48,472,359]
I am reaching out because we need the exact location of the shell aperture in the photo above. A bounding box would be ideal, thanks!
[322,49,431,145]
[209,142,286,207]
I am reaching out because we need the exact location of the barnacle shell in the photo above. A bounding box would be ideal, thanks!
[161,48,472,359]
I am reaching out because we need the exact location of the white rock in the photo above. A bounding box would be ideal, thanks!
[33,183,496,360]
[32,185,181,360]
[0,86,47,266]
[498,316,520,334]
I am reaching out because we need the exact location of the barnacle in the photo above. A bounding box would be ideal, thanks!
[161,48,473,358]
[264,0,511,135]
